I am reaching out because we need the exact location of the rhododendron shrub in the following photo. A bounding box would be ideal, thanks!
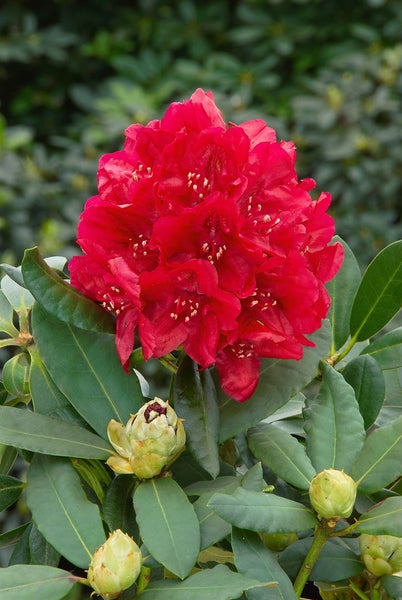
[1,89,402,600]
[69,89,344,401]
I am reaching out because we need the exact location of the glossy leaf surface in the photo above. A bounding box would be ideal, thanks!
[32,303,143,437]
[137,564,266,599]
[134,477,200,579]
[248,423,315,490]
[349,240,402,342]
[342,355,385,429]
[356,497,402,536]
[22,247,113,332]
[304,362,365,472]
[0,565,77,600]
[326,236,361,351]
[351,416,402,492]
[0,406,112,459]
[208,487,317,533]
[26,455,105,568]
[361,327,402,370]
[232,527,296,599]
[173,355,220,478]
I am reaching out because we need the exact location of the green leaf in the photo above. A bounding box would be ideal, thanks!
[0,290,19,337]
[2,353,30,397]
[173,355,220,478]
[191,478,240,550]
[326,236,361,352]
[26,455,106,569]
[0,444,17,475]
[248,423,316,490]
[342,355,385,429]
[133,477,200,579]
[0,474,24,511]
[351,416,402,492]
[349,240,402,342]
[137,564,267,599]
[208,487,317,533]
[1,273,34,311]
[22,247,113,332]
[28,522,60,566]
[382,574,402,598]
[28,346,86,425]
[232,527,296,599]
[103,475,137,538]
[0,565,78,600]
[361,327,402,370]
[304,362,365,472]
[0,523,30,551]
[218,320,331,442]
[31,303,144,437]
[356,497,402,536]
[375,368,402,427]
[0,406,113,459]
[279,538,363,583]
[240,462,266,492]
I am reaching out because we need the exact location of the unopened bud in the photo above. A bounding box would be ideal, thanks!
[107,398,186,479]
[87,529,142,599]
[359,534,402,577]
[260,532,298,552]
[309,469,357,519]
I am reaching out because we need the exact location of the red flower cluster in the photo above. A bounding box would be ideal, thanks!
[69,89,344,401]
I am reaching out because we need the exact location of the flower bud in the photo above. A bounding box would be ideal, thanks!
[87,529,142,599]
[260,532,298,552]
[309,469,357,519]
[359,534,402,577]
[106,397,186,479]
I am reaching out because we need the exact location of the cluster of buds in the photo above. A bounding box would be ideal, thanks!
[87,529,142,599]
[106,397,186,479]
[309,468,357,520]
[359,534,402,577]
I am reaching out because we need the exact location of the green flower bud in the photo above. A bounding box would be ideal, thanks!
[87,529,142,599]
[309,469,357,519]
[360,534,402,577]
[107,397,186,479]
[260,532,298,552]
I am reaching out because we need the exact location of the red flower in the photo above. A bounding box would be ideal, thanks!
[69,88,344,401]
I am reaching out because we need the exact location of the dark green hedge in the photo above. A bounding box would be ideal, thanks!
[1,0,401,265]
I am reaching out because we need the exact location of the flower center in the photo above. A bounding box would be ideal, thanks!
[144,401,167,422]
[131,233,150,259]
[201,241,227,264]
[132,162,153,182]
[99,286,126,316]
[187,171,211,201]
[231,341,254,359]
[245,288,277,312]
[242,194,281,235]
[169,296,200,323]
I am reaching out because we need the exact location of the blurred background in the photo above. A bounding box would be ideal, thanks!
[1,0,401,270]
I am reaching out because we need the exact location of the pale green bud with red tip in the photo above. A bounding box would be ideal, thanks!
[309,469,357,519]
[106,397,186,479]
[87,529,142,599]
[359,534,402,577]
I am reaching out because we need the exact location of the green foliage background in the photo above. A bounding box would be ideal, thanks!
[1,0,401,266]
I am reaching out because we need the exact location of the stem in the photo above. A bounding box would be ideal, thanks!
[293,522,329,598]
[349,580,370,600]
[329,521,360,537]
[331,334,358,366]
